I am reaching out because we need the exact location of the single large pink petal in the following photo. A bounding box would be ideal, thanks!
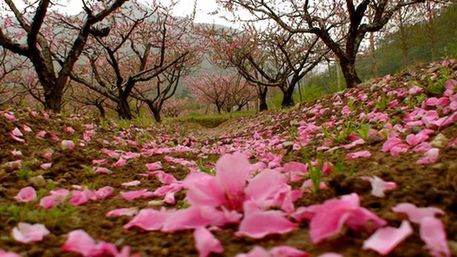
[12,223,50,243]
[183,172,225,207]
[361,176,397,197]
[245,169,288,210]
[14,187,36,203]
[420,217,450,257]
[215,152,251,198]
[124,209,168,231]
[236,210,296,239]
[61,230,97,256]
[194,227,223,257]
[362,220,413,255]
[392,203,444,224]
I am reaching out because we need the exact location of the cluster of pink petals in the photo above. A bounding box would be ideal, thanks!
[69,186,114,206]
[235,246,308,257]
[12,223,50,243]
[361,176,397,197]
[62,230,139,257]
[382,137,409,156]
[392,203,450,256]
[40,186,114,208]
[14,186,37,202]
[40,189,70,208]
[345,150,371,159]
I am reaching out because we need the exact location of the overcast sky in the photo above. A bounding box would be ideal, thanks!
[21,0,238,27]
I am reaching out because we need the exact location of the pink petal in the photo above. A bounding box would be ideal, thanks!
[183,172,225,207]
[121,180,141,187]
[94,186,114,200]
[235,246,270,257]
[270,246,309,257]
[0,250,21,257]
[120,189,154,201]
[150,170,177,185]
[14,187,37,203]
[416,148,439,165]
[392,203,444,224]
[11,127,23,137]
[420,217,450,257]
[236,210,296,239]
[112,158,127,167]
[61,230,97,256]
[40,163,52,170]
[161,207,215,232]
[283,162,308,182]
[361,176,397,197]
[12,223,50,243]
[94,167,112,174]
[362,220,413,255]
[64,127,75,134]
[194,227,223,257]
[3,112,17,121]
[345,150,371,159]
[106,208,139,217]
[145,161,162,171]
[124,209,168,231]
[215,152,251,198]
[309,193,385,243]
[61,140,75,151]
[245,169,288,210]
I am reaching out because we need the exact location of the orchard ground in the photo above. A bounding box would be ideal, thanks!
[1,60,457,257]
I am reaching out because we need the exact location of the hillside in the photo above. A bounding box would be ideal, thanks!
[0,60,456,257]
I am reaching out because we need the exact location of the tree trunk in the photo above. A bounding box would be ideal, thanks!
[43,83,64,112]
[340,60,361,88]
[96,104,106,119]
[281,90,294,108]
[146,101,162,123]
[116,98,133,120]
[152,110,161,123]
[258,86,268,112]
